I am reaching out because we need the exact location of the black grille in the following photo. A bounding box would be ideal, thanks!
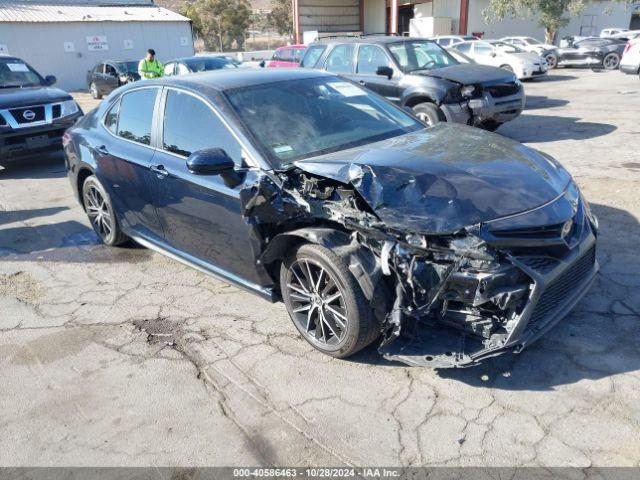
[527,246,596,330]
[10,106,45,124]
[519,256,559,274]
[52,104,61,118]
[0,114,6,126]
[486,83,521,98]
[491,223,564,239]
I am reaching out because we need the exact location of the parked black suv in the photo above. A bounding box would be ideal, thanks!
[1,56,82,166]
[301,36,525,130]
[87,60,140,99]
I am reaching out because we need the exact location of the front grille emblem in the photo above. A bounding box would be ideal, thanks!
[22,110,36,121]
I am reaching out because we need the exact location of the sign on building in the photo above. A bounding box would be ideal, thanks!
[86,35,109,51]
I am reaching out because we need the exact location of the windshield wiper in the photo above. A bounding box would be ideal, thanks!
[0,84,24,89]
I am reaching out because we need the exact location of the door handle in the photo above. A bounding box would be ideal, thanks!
[150,164,169,178]
[95,145,109,155]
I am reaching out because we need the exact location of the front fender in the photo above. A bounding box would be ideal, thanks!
[261,227,384,301]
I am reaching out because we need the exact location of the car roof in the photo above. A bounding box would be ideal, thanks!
[168,55,235,63]
[140,67,329,91]
[313,35,435,45]
[276,44,306,50]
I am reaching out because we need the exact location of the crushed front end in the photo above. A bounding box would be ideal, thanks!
[376,184,599,368]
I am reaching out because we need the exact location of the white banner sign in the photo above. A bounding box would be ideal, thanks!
[86,35,109,51]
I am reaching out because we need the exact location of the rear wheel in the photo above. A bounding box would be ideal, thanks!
[603,53,620,70]
[280,243,378,358]
[82,175,128,246]
[412,102,446,127]
[90,82,102,100]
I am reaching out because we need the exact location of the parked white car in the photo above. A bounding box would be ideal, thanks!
[453,40,549,79]
[620,38,640,75]
[601,28,628,38]
[432,35,478,48]
[500,36,560,68]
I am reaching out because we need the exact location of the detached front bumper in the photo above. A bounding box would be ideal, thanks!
[0,113,82,164]
[380,232,598,368]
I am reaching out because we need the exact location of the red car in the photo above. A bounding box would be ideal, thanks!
[267,45,307,67]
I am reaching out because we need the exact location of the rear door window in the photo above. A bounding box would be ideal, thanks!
[301,45,326,68]
[104,100,119,134]
[162,89,243,162]
[455,42,472,54]
[356,45,392,74]
[325,44,355,74]
[116,88,158,145]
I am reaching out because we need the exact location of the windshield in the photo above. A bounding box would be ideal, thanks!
[116,61,138,74]
[225,77,423,168]
[491,41,524,53]
[0,58,44,88]
[184,57,237,72]
[387,40,458,73]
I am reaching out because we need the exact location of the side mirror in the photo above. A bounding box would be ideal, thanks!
[376,66,394,79]
[259,60,266,68]
[491,51,497,57]
[186,148,235,175]
[44,75,57,86]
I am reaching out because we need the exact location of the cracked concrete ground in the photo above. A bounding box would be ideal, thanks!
[0,69,639,467]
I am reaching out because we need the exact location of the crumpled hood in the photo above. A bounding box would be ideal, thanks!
[0,86,72,109]
[422,64,516,85]
[293,124,571,234]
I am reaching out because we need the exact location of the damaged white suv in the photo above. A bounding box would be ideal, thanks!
[64,69,598,368]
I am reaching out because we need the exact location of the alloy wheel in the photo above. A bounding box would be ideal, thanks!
[603,53,619,70]
[414,112,433,126]
[286,258,348,347]
[84,184,113,241]
[545,54,558,69]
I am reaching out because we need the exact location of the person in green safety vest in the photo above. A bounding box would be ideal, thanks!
[138,49,164,80]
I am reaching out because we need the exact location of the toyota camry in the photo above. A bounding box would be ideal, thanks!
[63,69,598,367]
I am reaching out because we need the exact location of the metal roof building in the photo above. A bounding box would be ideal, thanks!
[0,0,194,90]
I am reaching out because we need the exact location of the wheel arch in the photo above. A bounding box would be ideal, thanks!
[261,226,386,303]
[76,166,95,210]
[402,92,441,108]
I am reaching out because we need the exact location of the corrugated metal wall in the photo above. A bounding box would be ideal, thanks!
[0,21,194,90]
[299,0,360,33]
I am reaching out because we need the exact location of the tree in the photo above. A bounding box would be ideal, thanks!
[268,0,293,37]
[483,0,633,44]
[181,0,252,51]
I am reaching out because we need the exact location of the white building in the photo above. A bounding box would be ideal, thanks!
[0,0,194,90]
[294,0,640,43]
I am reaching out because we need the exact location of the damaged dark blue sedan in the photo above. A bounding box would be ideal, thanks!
[64,69,598,368]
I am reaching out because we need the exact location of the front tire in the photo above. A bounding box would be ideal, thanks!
[280,243,378,358]
[545,53,558,69]
[602,53,620,70]
[82,175,128,246]
[90,82,102,100]
[412,102,446,127]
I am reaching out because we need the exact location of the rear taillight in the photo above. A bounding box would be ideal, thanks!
[624,42,631,53]
[62,132,71,148]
